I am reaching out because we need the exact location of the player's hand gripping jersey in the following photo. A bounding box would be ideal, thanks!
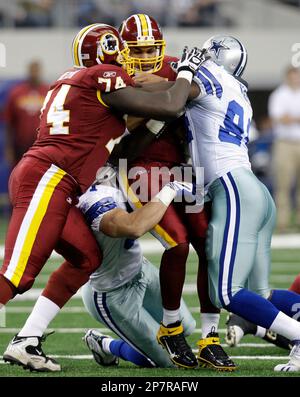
[25,64,133,192]
[185,59,253,187]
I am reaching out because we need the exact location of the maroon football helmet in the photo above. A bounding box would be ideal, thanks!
[119,14,166,73]
[72,23,133,74]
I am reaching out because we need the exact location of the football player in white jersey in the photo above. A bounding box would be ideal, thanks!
[78,166,196,368]
[183,35,300,372]
[138,34,300,371]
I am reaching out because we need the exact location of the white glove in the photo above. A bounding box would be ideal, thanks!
[175,47,208,83]
[168,180,195,201]
[145,119,166,137]
[155,181,195,206]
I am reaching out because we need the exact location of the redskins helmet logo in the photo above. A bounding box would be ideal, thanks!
[100,33,119,55]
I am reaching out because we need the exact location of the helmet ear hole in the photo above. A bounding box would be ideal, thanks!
[202,35,247,77]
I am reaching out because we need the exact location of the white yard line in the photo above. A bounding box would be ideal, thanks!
[0,328,281,345]
[0,354,290,364]
[0,328,109,333]
[6,284,199,302]
[5,306,87,313]
[0,327,226,334]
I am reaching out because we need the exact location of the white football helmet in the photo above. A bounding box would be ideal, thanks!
[202,35,248,77]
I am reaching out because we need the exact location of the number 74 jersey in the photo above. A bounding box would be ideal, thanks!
[25,64,133,193]
[185,59,253,187]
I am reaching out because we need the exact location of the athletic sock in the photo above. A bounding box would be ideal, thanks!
[109,340,153,367]
[226,288,300,341]
[255,326,267,338]
[269,311,300,341]
[201,313,220,338]
[226,288,280,329]
[163,308,180,326]
[18,296,60,337]
[101,336,114,353]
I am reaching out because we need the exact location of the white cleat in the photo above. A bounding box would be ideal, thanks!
[225,325,243,347]
[225,313,257,347]
[274,363,300,372]
[83,329,119,367]
[3,335,61,372]
[274,341,300,372]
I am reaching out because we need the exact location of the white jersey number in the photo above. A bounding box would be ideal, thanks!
[41,84,71,135]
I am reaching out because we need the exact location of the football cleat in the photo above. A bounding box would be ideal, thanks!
[263,330,292,351]
[225,313,257,347]
[3,334,61,372]
[83,329,119,367]
[156,321,198,369]
[197,329,236,371]
[274,340,300,372]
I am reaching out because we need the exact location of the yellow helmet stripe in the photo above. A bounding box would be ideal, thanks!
[137,14,149,36]
[144,14,153,37]
[72,23,98,66]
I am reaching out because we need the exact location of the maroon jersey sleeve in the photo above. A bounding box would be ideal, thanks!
[86,64,134,93]
[155,55,179,81]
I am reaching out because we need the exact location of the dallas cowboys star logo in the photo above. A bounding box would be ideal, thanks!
[209,39,229,57]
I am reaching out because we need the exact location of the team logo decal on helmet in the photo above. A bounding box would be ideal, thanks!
[202,35,248,77]
[72,23,133,74]
[209,39,230,57]
[100,33,119,55]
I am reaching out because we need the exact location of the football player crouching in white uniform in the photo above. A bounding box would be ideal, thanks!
[79,166,196,368]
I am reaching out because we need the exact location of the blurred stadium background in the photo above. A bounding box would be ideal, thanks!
[1,0,300,377]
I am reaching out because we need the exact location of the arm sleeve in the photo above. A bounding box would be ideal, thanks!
[77,188,122,232]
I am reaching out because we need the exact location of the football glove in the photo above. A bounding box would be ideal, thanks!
[167,180,195,202]
[145,119,166,138]
[174,47,207,77]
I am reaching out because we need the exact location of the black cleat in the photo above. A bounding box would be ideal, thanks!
[263,330,292,351]
[197,328,236,371]
[157,321,198,369]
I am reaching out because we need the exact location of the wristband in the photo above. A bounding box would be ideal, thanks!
[177,70,193,84]
[153,185,176,207]
[146,119,165,135]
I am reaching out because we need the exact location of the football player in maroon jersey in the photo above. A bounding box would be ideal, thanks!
[0,23,205,371]
[117,14,235,371]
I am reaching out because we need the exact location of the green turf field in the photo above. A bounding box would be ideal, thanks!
[0,247,300,377]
